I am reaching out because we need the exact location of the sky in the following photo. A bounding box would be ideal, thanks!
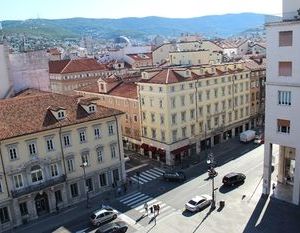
[1,0,282,20]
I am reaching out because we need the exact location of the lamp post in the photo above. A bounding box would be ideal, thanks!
[207,153,216,210]
[80,162,89,208]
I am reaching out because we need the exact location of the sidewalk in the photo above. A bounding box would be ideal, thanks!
[8,183,139,233]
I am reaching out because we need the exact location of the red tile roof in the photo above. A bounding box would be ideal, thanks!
[0,93,122,140]
[49,58,108,74]
[126,53,152,61]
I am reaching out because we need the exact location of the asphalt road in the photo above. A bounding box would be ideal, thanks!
[54,141,269,233]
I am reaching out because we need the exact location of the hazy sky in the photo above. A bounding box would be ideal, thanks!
[1,0,282,20]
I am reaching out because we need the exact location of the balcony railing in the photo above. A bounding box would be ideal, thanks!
[11,175,66,198]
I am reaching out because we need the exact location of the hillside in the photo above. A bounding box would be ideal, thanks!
[2,13,266,39]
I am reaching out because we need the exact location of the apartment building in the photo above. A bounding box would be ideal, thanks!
[49,58,124,94]
[152,40,223,66]
[124,53,153,68]
[263,0,300,205]
[138,62,251,165]
[76,75,142,152]
[0,92,125,230]
[245,57,266,128]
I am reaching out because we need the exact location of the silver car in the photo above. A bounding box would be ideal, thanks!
[185,195,212,212]
[90,206,118,226]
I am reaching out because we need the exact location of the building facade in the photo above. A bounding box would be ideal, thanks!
[0,92,125,230]
[263,0,300,205]
[138,62,252,165]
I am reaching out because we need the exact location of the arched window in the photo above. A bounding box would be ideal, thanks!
[31,165,43,183]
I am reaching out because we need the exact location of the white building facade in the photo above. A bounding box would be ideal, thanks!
[263,0,300,205]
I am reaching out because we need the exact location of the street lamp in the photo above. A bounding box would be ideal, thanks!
[207,153,216,210]
[80,162,89,208]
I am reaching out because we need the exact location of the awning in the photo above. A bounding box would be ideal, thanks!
[157,148,166,156]
[171,145,190,155]
[277,119,290,127]
[141,143,149,150]
[149,146,157,153]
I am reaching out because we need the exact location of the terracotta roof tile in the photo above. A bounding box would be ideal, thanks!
[0,93,122,140]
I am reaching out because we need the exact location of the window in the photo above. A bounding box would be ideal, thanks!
[149,86,153,91]
[0,180,2,193]
[199,107,203,116]
[99,173,107,187]
[228,112,232,122]
[159,87,163,92]
[46,138,54,151]
[113,169,120,182]
[151,128,156,139]
[79,131,86,143]
[277,119,290,133]
[151,113,155,122]
[94,127,101,139]
[96,146,104,163]
[172,130,177,142]
[234,84,238,93]
[67,159,75,172]
[57,111,65,119]
[63,135,71,147]
[246,94,249,103]
[143,127,147,136]
[222,101,226,110]
[19,202,28,216]
[70,183,79,198]
[110,144,117,159]
[189,94,194,104]
[234,97,238,107]
[279,62,292,76]
[240,95,244,105]
[181,84,185,90]
[86,178,93,191]
[191,124,195,136]
[182,127,187,138]
[8,146,18,160]
[160,115,164,124]
[142,112,146,120]
[141,98,145,105]
[207,105,211,114]
[189,83,193,88]
[214,117,219,126]
[50,164,59,177]
[234,110,238,120]
[207,120,211,130]
[172,114,177,125]
[31,165,43,183]
[28,142,37,156]
[240,108,244,118]
[81,152,89,165]
[134,115,138,122]
[278,91,291,105]
[214,89,218,98]
[88,105,96,113]
[180,96,185,106]
[55,190,63,203]
[228,86,231,95]
[246,106,249,116]
[206,90,210,100]
[0,207,10,223]
[159,99,163,108]
[240,83,243,92]
[13,174,23,189]
[190,109,195,119]
[181,112,186,122]
[228,99,232,108]
[222,114,225,124]
[150,98,153,107]
[279,31,293,47]
[108,123,114,135]
[170,86,175,92]
[214,103,218,113]
[221,87,225,96]
[171,97,176,108]
[199,122,203,132]
[161,131,165,142]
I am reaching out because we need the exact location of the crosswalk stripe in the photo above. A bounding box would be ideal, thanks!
[136,176,149,183]
[119,192,141,202]
[153,167,165,173]
[122,193,145,204]
[126,195,150,206]
[160,205,170,213]
[135,199,158,211]
[131,197,154,208]
[139,174,153,181]
[142,170,161,179]
[148,168,164,176]
[130,176,144,184]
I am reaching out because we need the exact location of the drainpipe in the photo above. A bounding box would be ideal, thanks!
[0,141,10,197]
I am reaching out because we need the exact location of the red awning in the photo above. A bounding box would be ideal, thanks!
[149,146,157,153]
[141,143,149,150]
[157,148,166,155]
[171,145,190,155]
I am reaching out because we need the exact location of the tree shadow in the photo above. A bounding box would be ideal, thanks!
[192,206,215,233]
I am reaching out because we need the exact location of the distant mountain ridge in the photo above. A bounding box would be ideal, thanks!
[2,13,267,39]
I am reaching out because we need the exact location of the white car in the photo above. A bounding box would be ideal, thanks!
[185,195,212,212]
[90,206,118,226]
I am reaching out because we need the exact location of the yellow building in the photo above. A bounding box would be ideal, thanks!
[137,62,251,165]
[0,91,125,230]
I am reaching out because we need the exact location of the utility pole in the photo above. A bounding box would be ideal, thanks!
[207,153,216,209]
[80,162,89,208]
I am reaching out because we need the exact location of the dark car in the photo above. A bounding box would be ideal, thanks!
[96,221,128,233]
[163,171,186,182]
[222,172,246,186]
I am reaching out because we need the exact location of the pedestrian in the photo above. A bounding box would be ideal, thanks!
[144,202,148,215]
[157,204,160,215]
[117,187,122,196]
[153,205,157,216]
[272,183,276,191]
[150,206,153,214]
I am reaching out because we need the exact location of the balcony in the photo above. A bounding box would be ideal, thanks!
[11,175,66,198]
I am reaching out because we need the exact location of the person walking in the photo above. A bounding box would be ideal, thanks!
[144,202,148,215]
[157,204,160,215]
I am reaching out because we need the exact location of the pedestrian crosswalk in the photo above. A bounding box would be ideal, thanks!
[129,167,164,185]
[119,192,176,220]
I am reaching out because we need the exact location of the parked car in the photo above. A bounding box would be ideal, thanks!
[96,221,128,233]
[254,135,264,144]
[185,195,212,212]
[163,171,186,182]
[222,172,246,186]
[90,206,118,227]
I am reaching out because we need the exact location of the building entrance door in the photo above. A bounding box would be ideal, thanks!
[35,192,49,216]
